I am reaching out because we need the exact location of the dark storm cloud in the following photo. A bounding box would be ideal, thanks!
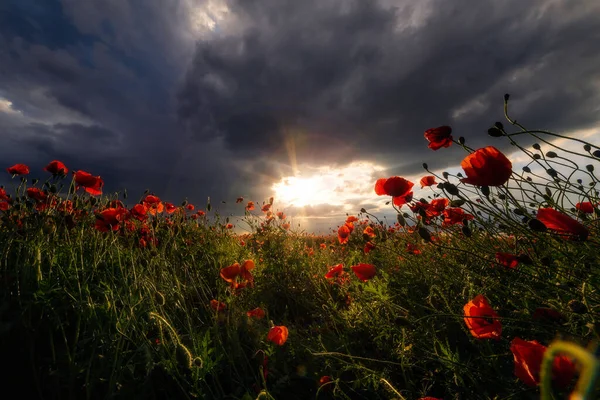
[1,0,600,223]
[179,0,600,176]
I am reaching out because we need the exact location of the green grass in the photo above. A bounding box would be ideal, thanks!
[1,99,600,399]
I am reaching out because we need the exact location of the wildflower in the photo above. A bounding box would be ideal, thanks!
[393,191,413,206]
[26,187,48,203]
[575,202,594,214]
[143,195,164,215]
[324,264,344,280]
[375,176,414,198]
[424,126,453,150]
[43,160,68,176]
[364,241,376,254]
[225,223,234,229]
[220,263,242,283]
[164,202,177,213]
[7,164,29,175]
[346,216,359,223]
[337,224,351,244]
[463,295,502,339]
[537,208,589,240]
[443,208,474,226]
[460,146,512,186]
[247,307,266,319]
[276,211,286,220]
[0,201,10,211]
[130,204,149,221]
[319,376,333,390]
[246,201,255,211]
[186,204,195,211]
[510,337,576,388]
[420,175,437,188]
[95,207,128,232]
[495,252,519,269]
[363,226,376,238]
[267,325,289,346]
[210,299,227,312]
[350,263,376,282]
[74,171,103,196]
[261,203,271,212]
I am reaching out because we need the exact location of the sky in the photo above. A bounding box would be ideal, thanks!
[1,0,600,233]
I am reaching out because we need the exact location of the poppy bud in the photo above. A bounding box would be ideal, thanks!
[586,164,594,172]
[422,163,428,170]
[504,93,510,101]
[513,208,525,216]
[577,178,583,184]
[442,172,449,179]
[533,154,541,160]
[360,208,366,213]
[593,150,600,158]
[443,182,459,196]
[568,300,587,314]
[462,225,471,237]
[494,122,504,130]
[49,185,57,194]
[517,254,533,265]
[450,199,465,207]
[397,213,406,226]
[532,143,541,150]
[181,200,188,206]
[480,186,490,197]
[458,136,465,145]
[498,194,506,200]
[583,144,591,152]
[522,166,531,173]
[418,227,432,242]
[546,169,557,178]
[488,127,504,137]
[546,151,557,158]
[545,187,552,197]
[144,189,150,194]
[123,189,128,199]
[528,218,547,232]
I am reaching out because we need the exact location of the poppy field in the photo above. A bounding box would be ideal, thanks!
[1,96,600,399]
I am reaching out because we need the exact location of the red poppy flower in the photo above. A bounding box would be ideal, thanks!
[267,325,289,346]
[424,126,453,150]
[420,175,437,188]
[197,210,206,217]
[7,164,29,175]
[74,171,104,196]
[406,243,421,255]
[426,198,449,218]
[26,187,48,203]
[210,299,227,312]
[261,203,271,212]
[463,295,502,339]
[220,262,241,283]
[337,224,351,244]
[319,376,333,390]
[393,191,413,206]
[351,263,376,282]
[240,260,255,283]
[510,337,576,388]
[185,204,195,211]
[460,146,512,186]
[364,241,375,254]
[246,201,255,211]
[247,307,265,319]
[236,197,244,203]
[537,208,589,240]
[164,202,177,213]
[0,187,7,201]
[495,253,519,269]
[143,195,164,215]
[375,176,414,198]
[44,160,68,176]
[363,226,376,238]
[346,216,359,223]
[95,207,128,232]
[0,201,10,211]
[225,223,234,229]
[324,264,344,279]
[374,178,387,195]
[575,202,594,213]
[443,208,474,226]
[130,204,149,221]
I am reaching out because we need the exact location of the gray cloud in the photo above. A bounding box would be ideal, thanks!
[1,0,600,228]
